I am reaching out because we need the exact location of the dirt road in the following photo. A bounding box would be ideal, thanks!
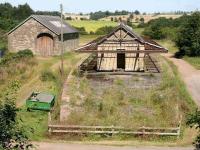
[36,142,193,150]
[163,53,200,106]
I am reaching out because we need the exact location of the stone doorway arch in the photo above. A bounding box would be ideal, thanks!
[36,33,54,56]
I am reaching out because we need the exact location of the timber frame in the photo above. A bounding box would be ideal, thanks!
[76,23,168,73]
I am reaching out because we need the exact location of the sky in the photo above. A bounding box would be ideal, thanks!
[2,0,200,13]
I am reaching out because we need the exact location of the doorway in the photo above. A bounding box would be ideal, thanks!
[117,53,125,69]
[36,33,54,56]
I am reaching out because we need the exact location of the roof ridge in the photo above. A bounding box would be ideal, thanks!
[7,15,78,35]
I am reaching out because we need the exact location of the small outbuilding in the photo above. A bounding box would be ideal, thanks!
[8,15,79,56]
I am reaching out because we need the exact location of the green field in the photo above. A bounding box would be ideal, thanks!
[67,20,117,33]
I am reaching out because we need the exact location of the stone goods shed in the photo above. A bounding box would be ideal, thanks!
[8,15,79,56]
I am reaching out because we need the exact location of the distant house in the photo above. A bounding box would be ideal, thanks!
[8,15,79,56]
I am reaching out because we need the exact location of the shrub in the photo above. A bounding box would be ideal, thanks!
[95,26,116,35]
[16,49,33,58]
[40,70,56,82]
[176,12,200,57]
[0,80,32,149]
[143,17,174,40]
[73,26,88,35]
[186,109,200,146]
[0,49,33,66]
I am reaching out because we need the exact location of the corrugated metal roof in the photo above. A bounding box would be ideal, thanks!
[8,15,78,35]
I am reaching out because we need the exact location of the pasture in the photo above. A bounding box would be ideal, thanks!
[67,20,117,32]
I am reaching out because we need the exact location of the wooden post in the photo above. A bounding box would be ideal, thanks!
[60,4,64,76]
[111,125,114,137]
[142,126,145,138]
[177,115,182,139]
[48,112,52,134]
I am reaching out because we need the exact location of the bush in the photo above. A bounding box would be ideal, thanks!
[0,49,33,66]
[73,26,88,35]
[186,109,200,146]
[176,12,200,57]
[95,26,116,35]
[16,49,33,58]
[0,80,32,149]
[40,70,56,82]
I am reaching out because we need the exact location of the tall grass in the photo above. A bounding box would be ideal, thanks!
[183,56,200,70]
[67,57,196,128]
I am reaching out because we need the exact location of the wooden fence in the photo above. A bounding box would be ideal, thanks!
[48,124,180,137]
[48,113,181,137]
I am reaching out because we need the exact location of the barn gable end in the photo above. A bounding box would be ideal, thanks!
[8,15,79,56]
[76,23,168,73]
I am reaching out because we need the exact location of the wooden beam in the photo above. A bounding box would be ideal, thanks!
[146,54,160,73]
[76,50,168,54]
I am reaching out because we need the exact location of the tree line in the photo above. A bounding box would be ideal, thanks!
[90,10,140,20]
[141,12,200,57]
[0,2,60,31]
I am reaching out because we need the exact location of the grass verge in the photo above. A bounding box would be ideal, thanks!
[183,56,200,70]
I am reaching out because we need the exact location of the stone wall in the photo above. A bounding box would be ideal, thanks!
[8,18,79,56]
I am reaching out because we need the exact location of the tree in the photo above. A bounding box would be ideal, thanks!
[111,17,114,22]
[127,18,132,27]
[176,12,200,57]
[140,17,144,23]
[0,3,34,31]
[129,13,134,19]
[14,3,33,21]
[134,10,140,15]
[143,17,174,40]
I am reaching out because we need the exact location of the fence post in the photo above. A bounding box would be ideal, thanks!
[112,125,114,137]
[48,112,52,134]
[177,115,182,139]
[142,126,145,137]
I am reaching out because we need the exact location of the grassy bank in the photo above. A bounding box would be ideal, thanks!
[183,56,200,70]
[0,52,83,141]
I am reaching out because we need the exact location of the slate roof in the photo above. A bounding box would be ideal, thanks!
[76,23,168,53]
[8,15,78,35]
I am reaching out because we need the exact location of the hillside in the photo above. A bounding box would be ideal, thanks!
[100,14,183,23]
